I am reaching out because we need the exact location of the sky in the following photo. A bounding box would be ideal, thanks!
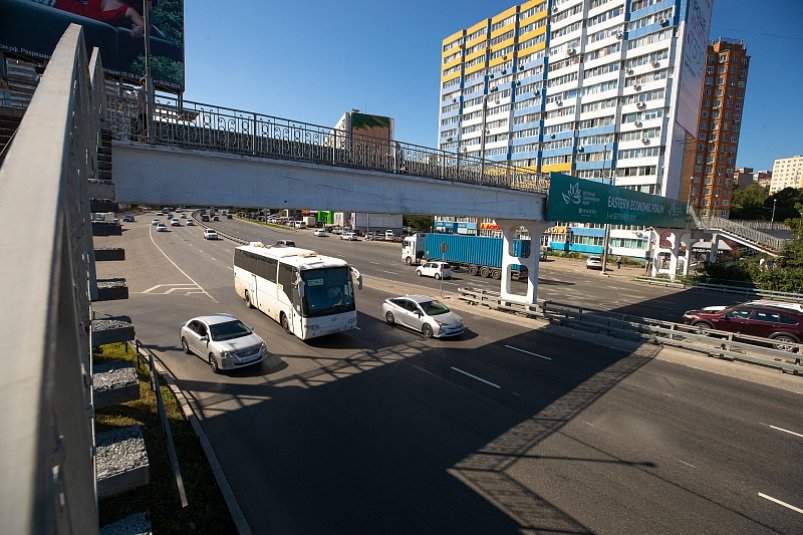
[183,0,803,171]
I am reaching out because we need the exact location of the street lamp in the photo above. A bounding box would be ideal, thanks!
[771,198,777,226]
[601,144,612,274]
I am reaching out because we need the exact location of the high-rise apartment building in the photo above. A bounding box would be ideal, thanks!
[438,0,714,204]
[769,155,803,194]
[685,38,750,217]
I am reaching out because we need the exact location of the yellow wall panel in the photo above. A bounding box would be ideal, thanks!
[490,36,516,52]
[542,162,572,173]
[465,47,487,63]
[464,62,486,76]
[491,5,518,24]
[440,70,462,84]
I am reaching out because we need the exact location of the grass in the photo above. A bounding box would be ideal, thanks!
[95,343,236,534]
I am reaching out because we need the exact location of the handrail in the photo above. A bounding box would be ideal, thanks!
[0,25,101,534]
[103,91,550,195]
[632,276,803,300]
[687,207,786,253]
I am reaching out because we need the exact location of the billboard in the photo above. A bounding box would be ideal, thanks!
[675,0,714,134]
[547,173,688,228]
[0,0,184,91]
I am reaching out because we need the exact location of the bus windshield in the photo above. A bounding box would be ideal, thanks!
[301,266,355,317]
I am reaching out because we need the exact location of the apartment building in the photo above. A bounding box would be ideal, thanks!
[769,155,803,194]
[437,0,714,204]
[685,38,750,217]
[733,167,771,190]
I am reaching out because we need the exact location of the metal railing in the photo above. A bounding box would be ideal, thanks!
[103,91,550,194]
[456,288,802,375]
[632,276,803,300]
[0,25,102,534]
[688,207,787,253]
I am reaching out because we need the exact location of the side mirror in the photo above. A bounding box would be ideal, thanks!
[200,335,209,343]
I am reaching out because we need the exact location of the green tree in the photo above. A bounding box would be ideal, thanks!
[729,182,768,219]
[403,215,434,232]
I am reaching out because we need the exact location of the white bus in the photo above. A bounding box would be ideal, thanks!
[233,242,362,340]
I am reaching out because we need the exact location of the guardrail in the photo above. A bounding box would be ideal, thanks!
[104,91,549,195]
[632,276,803,301]
[457,288,802,375]
[0,25,102,534]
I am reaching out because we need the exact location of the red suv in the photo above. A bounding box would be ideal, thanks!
[682,302,803,350]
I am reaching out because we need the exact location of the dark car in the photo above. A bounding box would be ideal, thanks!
[682,302,803,351]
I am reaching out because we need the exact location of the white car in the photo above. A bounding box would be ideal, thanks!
[382,295,465,338]
[156,222,167,232]
[340,232,358,241]
[203,229,219,240]
[186,219,195,226]
[171,218,181,226]
[180,313,268,373]
[313,229,328,237]
[151,219,160,226]
[416,261,453,280]
[585,256,603,269]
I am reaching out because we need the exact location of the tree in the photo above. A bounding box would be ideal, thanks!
[729,182,768,219]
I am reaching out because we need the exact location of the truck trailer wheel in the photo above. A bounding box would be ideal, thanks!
[480,266,490,278]
[491,269,502,280]
[469,265,479,276]
[405,257,412,265]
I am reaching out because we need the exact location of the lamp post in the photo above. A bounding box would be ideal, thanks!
[601,144,612,274]
[771,198,777,226]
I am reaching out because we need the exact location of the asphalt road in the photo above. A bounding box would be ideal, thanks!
[93,214,803,534]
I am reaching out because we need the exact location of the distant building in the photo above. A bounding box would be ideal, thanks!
[685,38,750,218]
[733,166,770,190]
[755,170,772,189]
[770,155,803,194]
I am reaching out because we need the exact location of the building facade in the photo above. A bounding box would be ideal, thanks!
[733,166,771,190]
[437,0,714,202]
[685,38,750,217]
[769,156,803,194]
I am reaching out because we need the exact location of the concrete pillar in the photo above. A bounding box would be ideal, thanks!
[709,232,719,264]
[667,231,681,281]
[496,219,550,305]
[679,231,692,277]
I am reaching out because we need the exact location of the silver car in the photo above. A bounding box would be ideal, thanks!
[382,294,465,338]
[180,313,268,373]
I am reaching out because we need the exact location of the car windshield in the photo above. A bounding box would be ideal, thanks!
[302,267,355,317]
[209,320,252,341]
[419,299,450,316]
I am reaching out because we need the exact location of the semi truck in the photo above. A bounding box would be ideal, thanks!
[401,233,534,280]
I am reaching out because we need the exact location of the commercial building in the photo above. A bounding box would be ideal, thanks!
[438,0,713,199]
[733,167,771,190]
[685,38,750,218]
[769,155,803,194]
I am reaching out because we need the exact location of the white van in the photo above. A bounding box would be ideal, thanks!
[293,221,307,229]
[385,230,395,240]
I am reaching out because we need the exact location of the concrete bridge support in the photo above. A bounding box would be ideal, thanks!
[496,219,550,305]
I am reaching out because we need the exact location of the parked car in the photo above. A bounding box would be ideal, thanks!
[382,295,465,338]
[179,313,268,373]
[416,261,453,280]
[170,218,181,226]
[313,229,328,237]
[340,232,358,241]
[203,229,219,240]
[156,223,167,232]
[585,256,603,269]
[682,302,803,351]
[276,239,296,247]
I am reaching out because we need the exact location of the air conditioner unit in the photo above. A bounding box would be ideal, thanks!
[652,60,661,68]
[556,100,563,106]
[633,84,642,91]
[616,32,624,39]
[659,17,668,26]
[567,48,576,55]
[552,6,559,13]
[636,101,646,109]
[495,99,500,104]
[642,137,650,144]
[634,121,643,127]
[626,68,634,75]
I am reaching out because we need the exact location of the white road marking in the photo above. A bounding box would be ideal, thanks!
[758,493,803,514]
[370,261,381,265]
[148,228,218,303]
[583,421,595,427]
[210,257,216,261]
[766,424,803,439]
[382,270,399,275]
[504,345,552,361]
[678,460,696,469]
[227,266,233,271]
[450,367,501,389]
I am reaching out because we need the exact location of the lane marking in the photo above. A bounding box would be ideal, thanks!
[450,367,501,389]
[678,460,696,469]
[370,261,381,265]
[226,266,233,271]
[382,270,399,275]
[583,421,595,427]
[210,257,216,261]
[148,228,218,303]
[504,345,552,361]
[766,424,803,439]
[758,493,803,515]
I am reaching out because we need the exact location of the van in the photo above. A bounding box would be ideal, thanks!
[293,221,307,229]
[385,230,395,240]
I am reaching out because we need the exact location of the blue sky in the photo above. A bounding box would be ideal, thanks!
[184,1,803,171]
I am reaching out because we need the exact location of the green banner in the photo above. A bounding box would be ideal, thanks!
[547,172,687,228]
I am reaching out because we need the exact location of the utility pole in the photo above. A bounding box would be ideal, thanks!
[771,198,777,226]
[601,144,611,273]
[142,0,154,144]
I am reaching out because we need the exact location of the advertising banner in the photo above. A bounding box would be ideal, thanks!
[547,173,687,228]
[0,0,184,91]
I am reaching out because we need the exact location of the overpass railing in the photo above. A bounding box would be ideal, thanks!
[104,91,550,194]
[0,25,101,534]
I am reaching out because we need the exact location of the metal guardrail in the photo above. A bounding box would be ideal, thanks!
[0,25,102,534]
[456,288,802,375]
[632,275,803,301]
[104,91,549,194]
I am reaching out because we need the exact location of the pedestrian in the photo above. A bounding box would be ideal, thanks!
[616,255,622,269]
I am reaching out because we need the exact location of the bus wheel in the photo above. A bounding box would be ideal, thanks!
[245,291,254,309]
[281,313,292,334]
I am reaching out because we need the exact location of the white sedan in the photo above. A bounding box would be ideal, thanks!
[382,295,465,338]
[340,232,358,241]
[203,229,219,240]
[415,261,453,280]
[313,229,328,237]
[180,313,268,373]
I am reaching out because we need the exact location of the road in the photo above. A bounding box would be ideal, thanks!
[93,214,803,534]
